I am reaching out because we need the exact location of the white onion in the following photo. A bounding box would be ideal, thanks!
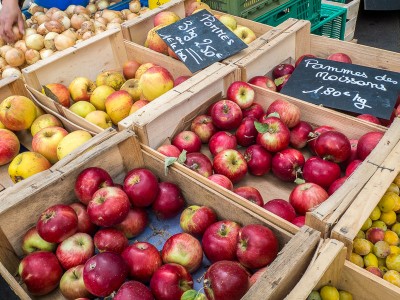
[0,38,5,47]
[81,21,95,32]
[95,17,108,25]
[97,0,110,10]
[110,17,123,24]
[25,49,40,65]
[0,45,13,58]
[46,7,61,19]
[5,48,25,67]
[73,6,90,15]
[107,22,121,30]
[71,14,90,30]
[139,7,150,14]
[40,49,54,59]
[12,26,24,40]
[37,23,49,35]
[129,0,141,13]
[14,40,27,53]
[101,10,121,23]
[28,3,45,15]
[32,12,50,25]
[65,5,76,17]
[24,28,37,37]
[44,20,65,33]
[25,34,45,51]
[127,13,139,20]
[120,9,131,18]
[0,57,7,70]
[86,3,97,14]
[51,10,68,20]
[54,34,75,51]
[44,32,59,50]
[2,67,22,79]
[82,31,94,40]
[61,29,77,42]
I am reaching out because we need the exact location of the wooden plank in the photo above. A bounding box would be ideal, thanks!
[344,17,357,40]
[331,134,400,256]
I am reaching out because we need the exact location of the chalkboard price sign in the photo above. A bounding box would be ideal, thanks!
[281,58,400,120]
[156,10,248,73]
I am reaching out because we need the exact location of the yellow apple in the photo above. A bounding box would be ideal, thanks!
[8,151,51,183]
[57,130,92,160]
[217,15,237,31]
[105,90,134,125]
[0,95,37,131]
[30,114,63,136]
[0,120,6,129]
[233,25,257,44]
[32,126,68,164]
[145,25,169,55]
[68,77,96,102]
[85,111,113,129]
[96,71,126,91]
[90,85,115,111]
[35,105,46,118]
[0,129,20,166]
[135,62,157,80]
[129,99,149,115]
[120,79,141,101]
[139,66,174,101]
[69,101,96,118]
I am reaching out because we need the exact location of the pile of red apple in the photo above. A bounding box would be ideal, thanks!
[18,166,279,299]
[248,52,400,127]
[160,80,385,226]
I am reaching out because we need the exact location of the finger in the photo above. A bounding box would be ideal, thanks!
[4,21,13,40]
[17,15,25,35]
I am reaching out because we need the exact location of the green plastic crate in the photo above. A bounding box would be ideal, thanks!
[311,3,347,40]
[203,0,292,20]
[254,0,321,27]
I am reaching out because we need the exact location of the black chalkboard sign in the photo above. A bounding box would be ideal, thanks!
[156,10,248,73]
[281,58,400,119]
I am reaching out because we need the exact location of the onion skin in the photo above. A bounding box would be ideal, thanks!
[5,48,25,67]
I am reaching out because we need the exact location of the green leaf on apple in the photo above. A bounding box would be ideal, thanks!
[294,178,306,185]
[177,150,187,164]
[254,121,269,133]
[274,77,286,86]
[164,157,178,175]
[42,85,61,103]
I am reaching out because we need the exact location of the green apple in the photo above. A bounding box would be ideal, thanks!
[69,101,96,118]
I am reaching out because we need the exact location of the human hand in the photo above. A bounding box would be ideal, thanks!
[0,0,25,43]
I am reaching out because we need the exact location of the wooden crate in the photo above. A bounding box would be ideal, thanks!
[286,239,400,299]
[0,76,116,193]
[120,64,393,235]
[121,0,303,64]
[0,129,321,299]
[331,137,400,257]
[323,0,360,42]
[22,28,227,134]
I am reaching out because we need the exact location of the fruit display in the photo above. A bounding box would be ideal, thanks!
[164,80,385,228]
[0,0,150,79]
[308,285,353,300]
[349,174,400,287]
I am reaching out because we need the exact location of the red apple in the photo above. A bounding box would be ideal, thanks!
[121,242,162,283]
[174,75,191,86]
[292,216,305,227]
[263,199,297,222]
[236,224,279,269]
[74,167,113,205]
[152,181,186,219]
[56,232,94,270]
[226,81,255,109]
[274,74,291,92]
[328,176,348,195]
[343,138,359,167]
[202,220,241,263]
[87,186,131,227]
[248,75,276,92]
[235,116,257,147]
[242,103,264,120]
[357,131,384,160]
[43,83,71,107]
[114,207,148,239]
[150,263,193,300]
[266,98,301,128]
[357,114,381,125]
[204,260,250,300]
[208,174,233,190]
[123,59,141,80]
[290,121,313,149]
[302,156,341,189]
[83,252,128,297]
[244,144,272,176]
[272,63,295,79]
[184,152,213,178]
[37,204,78,243]
[271,148,305,182]
[233,186,264,206]
[190,114,217,143]
[345,159,363,176]
[366,227,385,244]
[162,232,203,273]
[0,128,20,166]
[94,228,128,254]
[180,205,217,236]
[172,130,202,153]
[314,131,351,163]
[157,144,181,157]
[70,203,98,235]
[327,52,352,63]
[114,281,154,300]
[289,182,329,215]
[308,125,335,154]
[209,131,237,156]
[295,54,317,67]
[123,168,160,207]
[18,251,63,296]
[59,265,92,300]
[21,226,57,254]
[213,149,248,183]
[211,100,243,130]
[256,116,290,152]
